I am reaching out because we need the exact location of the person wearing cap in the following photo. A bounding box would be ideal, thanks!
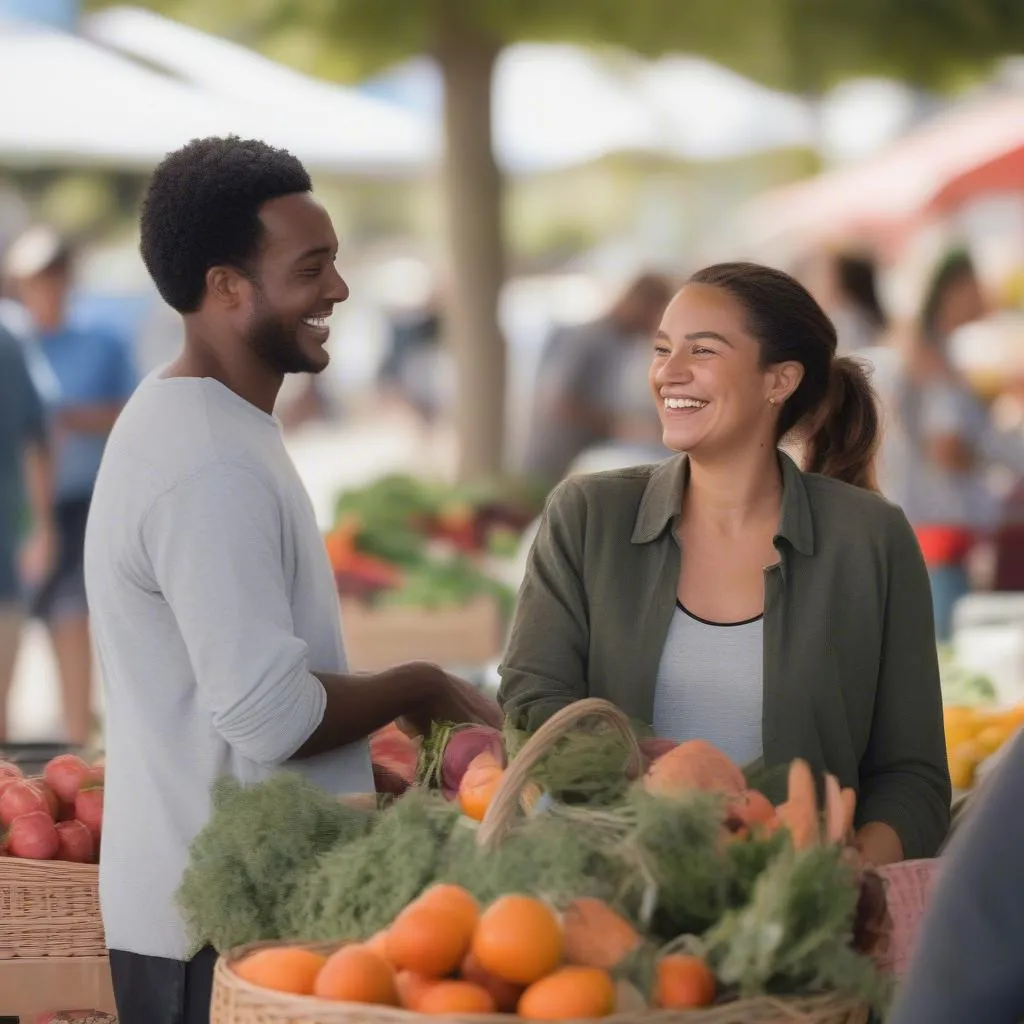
[5,226,137,746]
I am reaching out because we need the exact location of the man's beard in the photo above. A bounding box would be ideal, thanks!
[245,291,321,376]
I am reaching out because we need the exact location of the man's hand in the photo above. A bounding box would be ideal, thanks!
[398,666,503,737]
[18,520,56,590]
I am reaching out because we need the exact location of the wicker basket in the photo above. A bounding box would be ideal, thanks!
[873,858,942,977]
[211,699,873,1023]
[0,856,105,958]
[211,937,868,1023]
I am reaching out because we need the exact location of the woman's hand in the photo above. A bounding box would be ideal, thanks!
[851,821,904,868]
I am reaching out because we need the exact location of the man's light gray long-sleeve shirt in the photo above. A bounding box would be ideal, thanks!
[84,372,372,960]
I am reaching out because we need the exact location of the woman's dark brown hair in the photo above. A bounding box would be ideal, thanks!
[688,262,880,491]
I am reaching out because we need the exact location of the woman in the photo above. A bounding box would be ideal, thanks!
[806,249,888,354]
[499,262,951,866]
[886,251,1024,641]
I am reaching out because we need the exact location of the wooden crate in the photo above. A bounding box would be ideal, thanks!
[340,596,503,671]
[0,956,115,1017]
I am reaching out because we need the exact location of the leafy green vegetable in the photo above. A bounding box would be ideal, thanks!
[176,773,373,954]
[287,790,464,941]
[697,843,892,1010]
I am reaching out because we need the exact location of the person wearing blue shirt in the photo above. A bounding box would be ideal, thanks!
[5,226,137,746]
[0,319,54,742]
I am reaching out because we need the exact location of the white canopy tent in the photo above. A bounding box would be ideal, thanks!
[0,19,266,169]
[635,56,815,163]
[82,6,438,174]
[368,47,818,174]
[0,18,434,175]
[86,6,817,175]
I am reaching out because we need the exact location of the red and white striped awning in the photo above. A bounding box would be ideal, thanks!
[740,92,1024,247]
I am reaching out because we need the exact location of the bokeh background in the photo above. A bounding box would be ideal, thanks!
[2,0,1024,791]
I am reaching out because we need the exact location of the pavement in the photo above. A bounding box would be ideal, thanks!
[6,413,456,742]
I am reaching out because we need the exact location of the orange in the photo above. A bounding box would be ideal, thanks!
[395,969,440,1011]
[414,883,480,933]
[313,946,397,1004]
[386,904,474,977]
[460,950,525,1012]
[518,966,616,1020]
[656,954,716,1009]
[362,930,391,960]
[471,894,563,986]
[234,946,327,995]
[561,897,640,969]
[458,753,504,822]
[417,980,497,1015]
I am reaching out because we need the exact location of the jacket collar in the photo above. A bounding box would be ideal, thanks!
[630,450,815,557]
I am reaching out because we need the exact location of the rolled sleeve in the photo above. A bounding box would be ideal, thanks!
[857,505,951,858]
[143,463,325,765]
[498,478,591,731]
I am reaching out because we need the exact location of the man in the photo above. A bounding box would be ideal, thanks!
[85,136,500,1024]
[0,320,54,740]
[888,733,1024,1023]
[5,226,137,745]
[521,272,674,485]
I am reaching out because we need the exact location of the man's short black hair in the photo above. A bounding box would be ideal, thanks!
[140,136,312,313]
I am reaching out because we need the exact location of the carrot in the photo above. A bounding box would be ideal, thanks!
[778,759,818,850]
[840,787,857,841]
[823,774,844,844]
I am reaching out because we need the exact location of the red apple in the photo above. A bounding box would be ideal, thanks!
[54,819,96,863]
[0,780,53,826]
[74,786,103,841]
[43,754,91,805]
[4,810,59,859]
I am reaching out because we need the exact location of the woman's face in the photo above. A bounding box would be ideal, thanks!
[649,283,802,458]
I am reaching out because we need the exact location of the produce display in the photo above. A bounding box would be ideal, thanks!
[944,702,1024,789]
[181,705,892,1017]
[938,645,998,707]
[231,887,726,1016]
[0,754,104,863]
[323,474,542,613]
[938,646,1024,790]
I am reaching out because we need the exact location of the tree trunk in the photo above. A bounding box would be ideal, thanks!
[435,6,506,482]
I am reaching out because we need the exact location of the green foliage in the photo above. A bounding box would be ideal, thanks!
[87,0,1024,92]
[175,773,374,954]
[287,790,464,941]
[177,764,887,1006]
[698,843,893,1011]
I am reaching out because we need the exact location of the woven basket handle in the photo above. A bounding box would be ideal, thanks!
[475,698,642,851]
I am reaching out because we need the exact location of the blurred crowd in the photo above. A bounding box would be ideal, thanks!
[1,217,1024,745]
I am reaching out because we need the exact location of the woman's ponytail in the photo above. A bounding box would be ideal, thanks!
[802,356,881,491]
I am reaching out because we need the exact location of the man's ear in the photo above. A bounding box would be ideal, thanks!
[206,266,247,309]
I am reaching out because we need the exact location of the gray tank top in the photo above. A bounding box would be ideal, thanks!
[652,602,764,767]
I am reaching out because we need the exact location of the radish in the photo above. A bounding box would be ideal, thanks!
[440,725,505,800]
[43,753,91,805]
[4,810,59,860]
[0,779,53,825]
[55,819,96,863]
[74,785,103,841]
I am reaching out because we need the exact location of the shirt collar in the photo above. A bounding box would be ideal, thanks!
[630,450,815,557]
